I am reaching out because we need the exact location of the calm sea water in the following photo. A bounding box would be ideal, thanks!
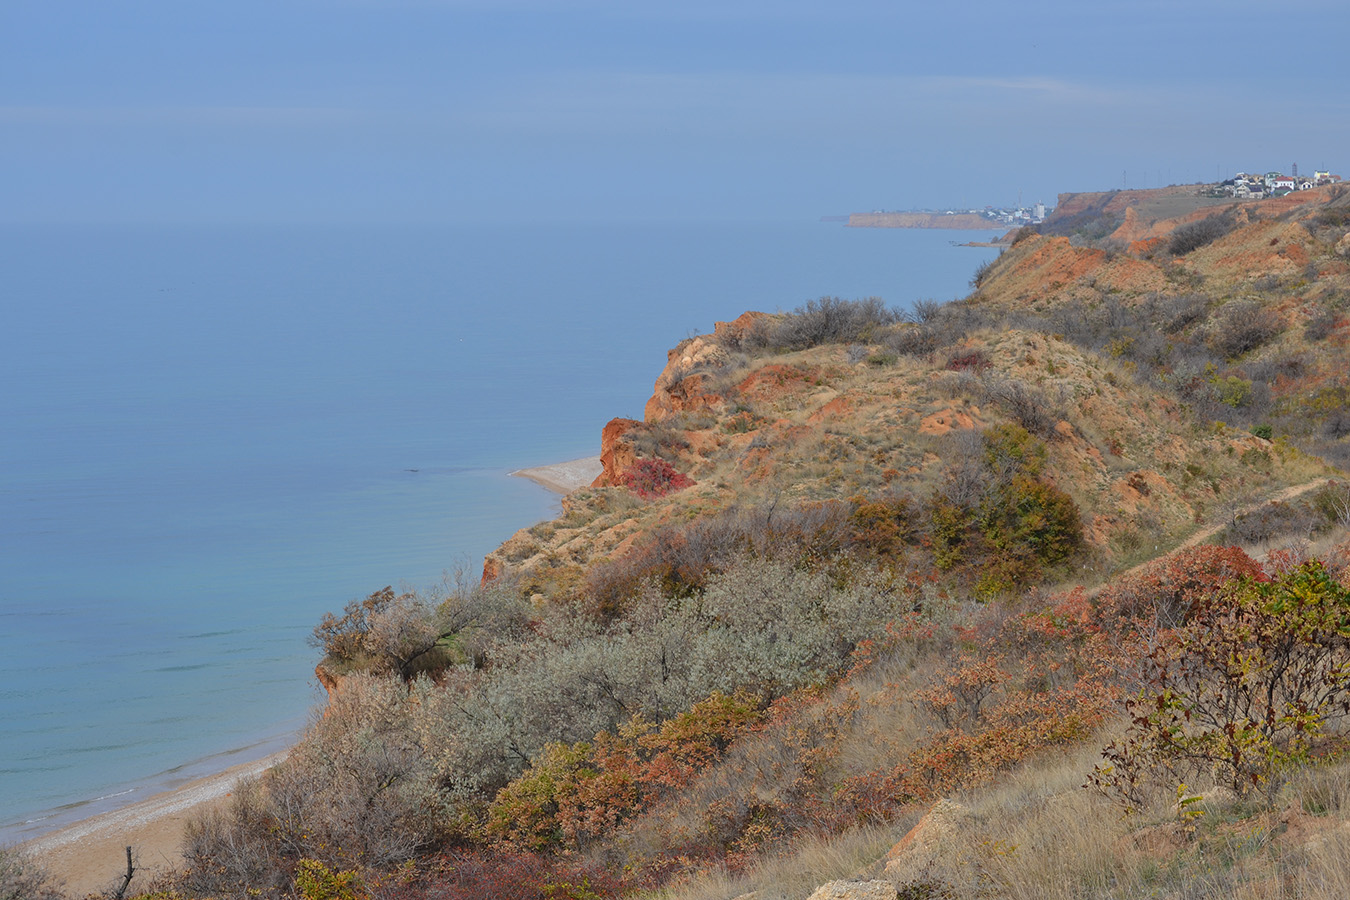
[0,221,1000,842]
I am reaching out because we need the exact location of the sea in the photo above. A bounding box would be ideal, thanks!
[0,220,1001,843]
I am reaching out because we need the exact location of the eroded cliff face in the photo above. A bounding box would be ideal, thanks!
[592,312,769,488]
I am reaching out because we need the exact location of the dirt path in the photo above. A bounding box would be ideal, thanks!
[1110,476,1332,585]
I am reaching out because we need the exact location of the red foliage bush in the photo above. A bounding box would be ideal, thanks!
[1094,544,1265,632]
[486,693,765,852]
[620,458,695,500]
[945,350,990,372]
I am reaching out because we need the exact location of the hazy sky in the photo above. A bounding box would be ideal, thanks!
[3,0,1346,224]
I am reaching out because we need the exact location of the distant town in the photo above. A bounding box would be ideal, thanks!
[1208,168,1343,200]
[843,166,1344,233]
[863,203,1053,226]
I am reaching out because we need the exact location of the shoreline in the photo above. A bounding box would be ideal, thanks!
[510,455,602,495]
[2,727,299,846]
[16,457,601,894]
[21,751,287,897]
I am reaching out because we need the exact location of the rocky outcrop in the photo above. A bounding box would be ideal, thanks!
[644,334,733,422]
[314,662,347,712]
[804,881,898,900]
[592,417,643,488]
[883,798,971,885]
[714,310,770,344]
[481,555,505,583]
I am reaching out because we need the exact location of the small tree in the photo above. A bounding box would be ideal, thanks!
[1094,561,1350,809]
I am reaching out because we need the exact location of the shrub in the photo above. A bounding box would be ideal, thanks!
[881,324,939,357]
[982,423,1047,480]
[684,558,911,700]
[185,675,444,895]
[982,378,1061,438]
[1313,481,1350,529]
[971,256,998,289]
[1093,561,1350,808]
[582,501,852,618]
[1305,307,1340,342]
[945,350,989,373]
[183,777,294,898]
[0,846,64,900]
[979,474,1083,569]
[1214,375,1253,408]
[294,859,367,900]
[755,297,902,350]
[1225,500,1322,546]
[1095,544,1263,632]
[909,298,943,323]
[620,458,694,500]
[1208,301,1281,359]
[1158,293,1210,334]
[311,579,526,679]
[485,693,764,852]
[1168,212,1236,256]
[311,585,410,665]
[380,848,633,900]
[849,494,920,560]
[923,426,1082,589]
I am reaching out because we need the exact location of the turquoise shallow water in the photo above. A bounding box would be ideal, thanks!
[0,221,1000,842]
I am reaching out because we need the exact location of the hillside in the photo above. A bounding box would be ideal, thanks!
[19,184,1350,900]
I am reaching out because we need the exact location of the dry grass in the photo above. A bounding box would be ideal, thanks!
[903,746,1350,900]
[632,728,1350,900]
[647,823,908,900]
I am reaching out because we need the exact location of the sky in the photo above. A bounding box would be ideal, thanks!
[2,0,1347,225]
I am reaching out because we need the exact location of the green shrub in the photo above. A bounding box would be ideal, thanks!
[1215,375,1254,408]
[979,474,1083,568]
[294,859,367,900]
[1093,561,1350,809]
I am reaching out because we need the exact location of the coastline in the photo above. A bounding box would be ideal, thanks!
[510,455,602,495]
[19,457,601,895]
[23,752,287,898]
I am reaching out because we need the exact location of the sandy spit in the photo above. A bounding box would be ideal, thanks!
[510,455,602,494]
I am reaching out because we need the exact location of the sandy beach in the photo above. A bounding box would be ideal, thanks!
[510,455,602,494]
[22,752,285,898]
[17,458,599,897]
